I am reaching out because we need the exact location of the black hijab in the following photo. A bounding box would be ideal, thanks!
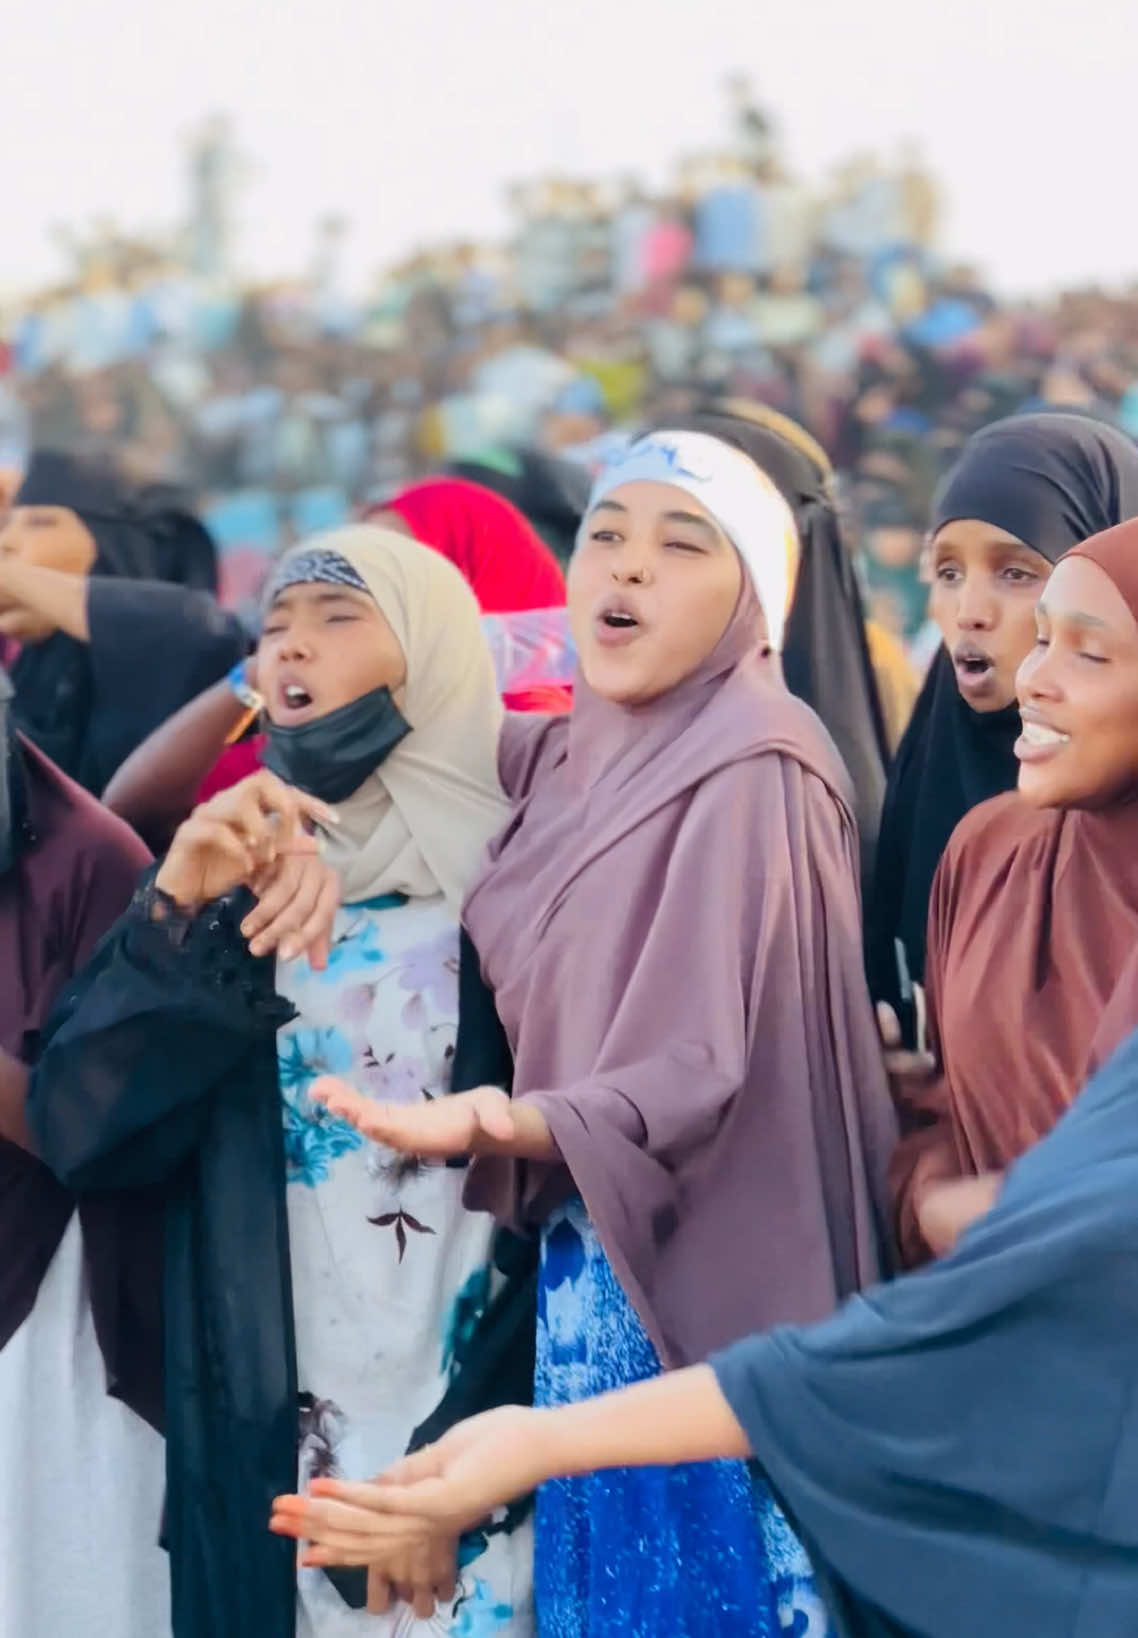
[446,446,592,564]
[9,450,242,795]
[14,449,220,592]
[643,400,891,882]
[866,412,1138,1037]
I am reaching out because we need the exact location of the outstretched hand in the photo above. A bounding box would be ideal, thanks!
[309,1082,517,1158]
[270,1407,548,1550]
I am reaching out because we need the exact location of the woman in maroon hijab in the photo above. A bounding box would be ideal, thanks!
[312,431,897,1637]
[892,515,1138,1265]
[0,667,169,1636]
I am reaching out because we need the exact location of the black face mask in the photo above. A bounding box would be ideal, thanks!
[262,685,411,805]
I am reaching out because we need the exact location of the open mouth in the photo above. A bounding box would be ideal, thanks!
[594,596,645,647]
[1019,720,1070,748]
[952,643,995,694]
[1016,714,1071,764]
[276,679,316,716]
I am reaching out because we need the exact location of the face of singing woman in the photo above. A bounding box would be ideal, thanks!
[1015,555,1138,810]
[258,583,406,727]
[927,518,1052,712]
[569,480,744,707]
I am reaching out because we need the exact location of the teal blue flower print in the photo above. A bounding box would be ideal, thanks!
[441,1265,491,1378]
[453,1578,514,1637]
[320,916,386,980]
[278,1025,355,1091]
[278,1025,362,1185]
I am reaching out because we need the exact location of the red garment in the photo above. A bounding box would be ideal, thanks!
[376,478,572,715]
[197,735,265,803]
[379,478,566,615]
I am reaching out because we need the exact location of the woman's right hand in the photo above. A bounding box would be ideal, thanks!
[155,770,338,912]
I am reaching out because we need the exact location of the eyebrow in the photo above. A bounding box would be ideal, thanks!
[589,499,718,536]
[268,587,369,611]
[1037,601,1109,629]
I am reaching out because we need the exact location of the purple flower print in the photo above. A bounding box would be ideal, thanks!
[396,928,459,1027]
[358,1046,426,1106]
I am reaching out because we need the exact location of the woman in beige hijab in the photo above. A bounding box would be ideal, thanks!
[30,527,534,1638]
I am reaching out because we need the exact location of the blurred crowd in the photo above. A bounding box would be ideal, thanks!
[5,83,1138,649]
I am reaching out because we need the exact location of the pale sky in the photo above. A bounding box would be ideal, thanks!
[4,0,1133,299]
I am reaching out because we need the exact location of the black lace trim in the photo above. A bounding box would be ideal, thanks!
[129,871,295,1028]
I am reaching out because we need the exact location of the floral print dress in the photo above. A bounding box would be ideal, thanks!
[276,891,533,1638]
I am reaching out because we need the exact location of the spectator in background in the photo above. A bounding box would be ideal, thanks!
[0,450,243,794]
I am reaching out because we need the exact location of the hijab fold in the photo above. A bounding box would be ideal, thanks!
[645,402,891,881]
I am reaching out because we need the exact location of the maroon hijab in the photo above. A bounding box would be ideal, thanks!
[0,734,163,1429]
[464,579,898,1367]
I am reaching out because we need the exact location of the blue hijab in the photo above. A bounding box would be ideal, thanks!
[714,1026,1138,1637]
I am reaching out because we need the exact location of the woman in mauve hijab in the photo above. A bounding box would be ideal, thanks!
[310,432,897,1638]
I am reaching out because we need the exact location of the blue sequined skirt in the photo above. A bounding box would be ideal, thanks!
[534,1201,833,1638]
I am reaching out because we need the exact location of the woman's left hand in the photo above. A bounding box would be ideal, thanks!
[918,1171,1004,1258]
[270,1491,458,1618]
[242,852,342,969]
[309,1082,517,1157]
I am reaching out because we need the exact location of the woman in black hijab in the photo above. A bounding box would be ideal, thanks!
[866,412,1138,1040]
[446,445,592,564]
[0,450,244,794]
[643,398,892,881]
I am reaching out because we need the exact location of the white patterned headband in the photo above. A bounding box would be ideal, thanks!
[583,431,801,650]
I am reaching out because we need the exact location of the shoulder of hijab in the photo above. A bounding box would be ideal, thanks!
[499,711,566,802]
[19,735,151,872]
[935,787,1050,897]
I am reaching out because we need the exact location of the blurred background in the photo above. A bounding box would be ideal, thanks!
[3,0,1135,661]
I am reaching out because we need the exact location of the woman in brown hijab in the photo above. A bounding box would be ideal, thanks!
[893,514,1138,1264]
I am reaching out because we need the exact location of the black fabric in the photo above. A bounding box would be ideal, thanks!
[262,685,411,804]
[13,579,244,796]
[642,405,890,883]
[16,450,220,590]
[866,413,1138,1038]
[712,1024,1138,1638]
[930,411,1138,554]
[447,447,592,564]
[29,890,534,1638]
[10,451,238,795]
[0,669,22,876]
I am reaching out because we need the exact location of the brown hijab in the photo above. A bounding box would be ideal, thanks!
[463,576,898,1369]
[892,515,1138,1265]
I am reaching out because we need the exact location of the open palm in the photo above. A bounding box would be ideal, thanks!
[310,1081,515,1158]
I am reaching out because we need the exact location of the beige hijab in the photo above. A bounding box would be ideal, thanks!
[280,525,509,910]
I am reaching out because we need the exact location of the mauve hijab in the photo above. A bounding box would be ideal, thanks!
[891,515,1138,1265]
[464,554,898,1366]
